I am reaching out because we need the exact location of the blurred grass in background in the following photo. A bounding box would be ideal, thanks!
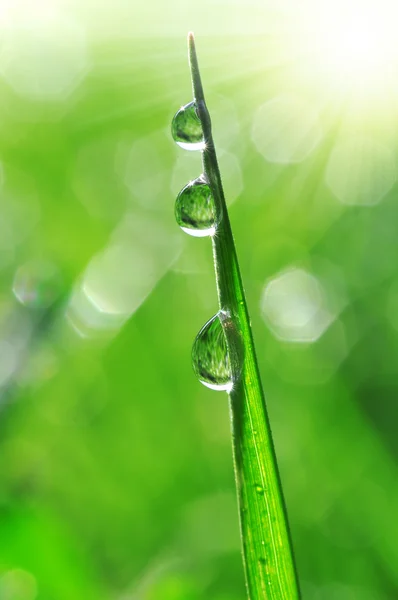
[0,0,397,598]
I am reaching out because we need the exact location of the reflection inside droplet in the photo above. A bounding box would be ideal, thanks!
[171,101,205,151]
[192,310,243,392]
[175,174,217,237]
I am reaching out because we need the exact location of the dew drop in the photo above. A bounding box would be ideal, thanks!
[192,310,243,392]
[255,484,264,495]
[171,101,205,151]
[175,174,216,237]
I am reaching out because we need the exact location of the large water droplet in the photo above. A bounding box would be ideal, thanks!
[175,175,216,237]
[192,311,243,392]
[171,101,205,151]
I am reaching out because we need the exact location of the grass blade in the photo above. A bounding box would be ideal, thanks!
[187,32,301,599]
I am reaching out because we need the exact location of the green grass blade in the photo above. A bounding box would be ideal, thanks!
[187,32,301,600]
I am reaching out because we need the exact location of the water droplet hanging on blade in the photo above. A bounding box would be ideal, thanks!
[171,101,205,151]
[192,311,243,392]
[175,174,216,237]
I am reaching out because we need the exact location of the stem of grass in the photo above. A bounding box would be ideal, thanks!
[188,32,301,600]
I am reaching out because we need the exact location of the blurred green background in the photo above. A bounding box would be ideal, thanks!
[0,0,397,599]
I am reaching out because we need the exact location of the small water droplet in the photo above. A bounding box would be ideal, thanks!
[175,174,216,237]
[171,101,205,151]
[192,310,243,392]
[255,484,264,495]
